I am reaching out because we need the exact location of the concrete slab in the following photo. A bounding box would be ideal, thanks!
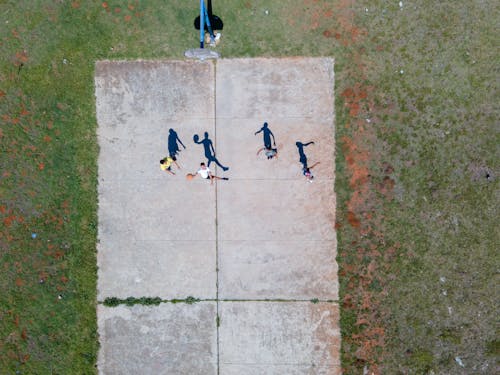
[219,302,341,375]
[96,60,218,299]
[95,60,215,123]
[98,179,215,241]
[217,180,336,242]
[218,240,338,300]
[97,240,216,300]
[216,57,334,120]
[97,118,217,181]
[98,303,217,375]
[215,57,337,302]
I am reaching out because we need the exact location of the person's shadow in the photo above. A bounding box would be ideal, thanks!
[255,122,276,149]
[168,128,186,157]
[296,141,315,169]
[193,131,229,171]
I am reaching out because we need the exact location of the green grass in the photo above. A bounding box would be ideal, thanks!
[101,296,201,307]
[351,1,498,373]
[0,0,498,373]
[0,1,195,373]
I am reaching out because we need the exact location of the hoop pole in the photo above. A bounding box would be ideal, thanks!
[199,0,205,48]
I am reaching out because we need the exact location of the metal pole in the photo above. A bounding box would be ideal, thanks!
[199,0,205,48]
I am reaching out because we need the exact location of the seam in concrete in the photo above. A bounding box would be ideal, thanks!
[100,177,335,181]
[221,361,340,366]
[100,239,336,242]
[214,60,221,375]
[215,116,321,120]
[217,240,337,242]
[219,298,339,303]
[212,178,336,181]
[97,298,339,305]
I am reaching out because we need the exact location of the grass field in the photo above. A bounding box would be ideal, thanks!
[0,1,497,374]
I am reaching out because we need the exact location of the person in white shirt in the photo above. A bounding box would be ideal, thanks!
[192,162,228,185]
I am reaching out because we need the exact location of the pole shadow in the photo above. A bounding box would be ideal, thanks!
[168,128,186,157]
[193,131,229,171]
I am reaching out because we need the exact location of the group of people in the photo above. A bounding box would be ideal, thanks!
[160,122,320,183]
[160,128,229,184]
[253,122,320,182]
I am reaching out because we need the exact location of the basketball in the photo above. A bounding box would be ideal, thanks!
[193,134,199,143]
[186,173,194,180]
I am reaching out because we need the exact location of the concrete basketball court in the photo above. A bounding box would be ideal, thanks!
[95,57,339,374]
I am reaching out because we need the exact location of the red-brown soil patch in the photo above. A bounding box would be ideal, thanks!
[319,0,397,373]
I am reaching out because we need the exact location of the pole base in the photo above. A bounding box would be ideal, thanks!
[184,48,220,61]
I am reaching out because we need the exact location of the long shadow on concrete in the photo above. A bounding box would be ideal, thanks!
[167,128,186,157]
[194,131,229,171]
[296,140,315,169]
[254,121,276,149]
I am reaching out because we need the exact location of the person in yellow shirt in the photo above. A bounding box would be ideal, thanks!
[160,156,180,175]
